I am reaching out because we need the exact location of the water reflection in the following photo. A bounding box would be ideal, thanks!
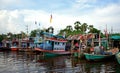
[0,51,118,73]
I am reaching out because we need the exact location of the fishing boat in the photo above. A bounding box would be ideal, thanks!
[35,32,71,57]
[11,46,19,51]
[115,52,120,64]
[11,39,19,51]
[84,53,113,61]
[84,48,119,61]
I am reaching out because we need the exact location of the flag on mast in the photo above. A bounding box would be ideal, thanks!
[50,14,52,23]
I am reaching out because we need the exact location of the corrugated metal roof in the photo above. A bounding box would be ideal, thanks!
[67,34,93,40]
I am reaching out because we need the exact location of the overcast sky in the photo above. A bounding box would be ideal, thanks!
[0,0,120,34]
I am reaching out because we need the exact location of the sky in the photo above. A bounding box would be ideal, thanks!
[0,0,120,34]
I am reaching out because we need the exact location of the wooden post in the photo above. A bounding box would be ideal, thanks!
[78,40,81,58]
[71,40,74,57]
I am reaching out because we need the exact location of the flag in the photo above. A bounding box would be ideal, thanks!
[50,14,52,23]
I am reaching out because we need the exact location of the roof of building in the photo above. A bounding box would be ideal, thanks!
[110,35,120,40]
[67,33,93,40]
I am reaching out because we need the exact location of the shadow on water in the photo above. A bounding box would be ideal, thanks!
[0,51,119,73]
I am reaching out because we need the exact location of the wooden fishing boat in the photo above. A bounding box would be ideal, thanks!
[11,46,19,51]
[84,48,119,61]
[115,52,120,64]
[11,39,19,51]
[35,32,71,57]
[84,53,114,61]
[35,47,71,57]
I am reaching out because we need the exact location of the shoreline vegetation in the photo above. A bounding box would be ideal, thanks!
[0,21,120,42]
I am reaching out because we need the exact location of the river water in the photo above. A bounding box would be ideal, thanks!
[0,51,120,73]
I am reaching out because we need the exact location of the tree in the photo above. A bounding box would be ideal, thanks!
[80,23,88,33]
[58,21,104,37]
[48,26,54,33]
[74,21,81,31]
[66,25,73,31]
[20,31,27,38]
[88,25,94,33]
[30,29,37,37]
[7,32,13,40]
[65,25,73,36]
[0,34,6,42]
[90,28,100,33]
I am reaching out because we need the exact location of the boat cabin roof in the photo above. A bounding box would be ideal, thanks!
[46,38,67,42]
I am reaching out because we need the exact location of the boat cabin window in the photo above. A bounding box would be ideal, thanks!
[55,42,57,44]
[48,41,51,43]
[55,42,59,45]
[46,41,49,44]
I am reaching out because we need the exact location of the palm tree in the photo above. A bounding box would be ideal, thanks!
[66,25,73,32]
[88,25,94,33]
[81,23,88,33]
[74,21,81,31]
[48,26,54,33]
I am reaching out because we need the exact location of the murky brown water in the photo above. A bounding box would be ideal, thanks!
[0,51,120,73]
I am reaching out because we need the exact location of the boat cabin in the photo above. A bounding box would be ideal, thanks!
[46,38,67,51]
[21,37,35,49]
[37,32,67,51]
[11,39,19,47]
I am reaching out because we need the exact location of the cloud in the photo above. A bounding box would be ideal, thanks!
[0,0,120,34]
[0,10,25,34]
[73,0,97,9]
[90,4,120,32]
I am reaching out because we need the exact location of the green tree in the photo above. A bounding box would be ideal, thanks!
[58,21,104,37]
[30,29,38,37]
[74,21,81,31]
[66,25,73,31]
[48,26,54,33]
[80,23,88,33]
[20,31,27,38]
[0,34,6,42]
[65,25,73,36]
[91,28,100,33]
[88,25,94,33]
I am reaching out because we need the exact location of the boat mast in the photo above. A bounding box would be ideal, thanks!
[99,30,101,47]
[106,24,109,49]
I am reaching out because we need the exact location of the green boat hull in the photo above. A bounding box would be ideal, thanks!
[44,52,61,57]
[115,52,120,64]
[84,53,113,61]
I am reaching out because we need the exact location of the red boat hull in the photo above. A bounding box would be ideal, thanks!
[11,47,19,51]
